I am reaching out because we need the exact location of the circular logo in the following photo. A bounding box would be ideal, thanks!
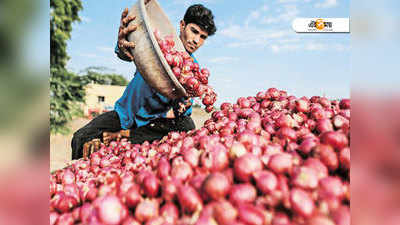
[316,19,325,30]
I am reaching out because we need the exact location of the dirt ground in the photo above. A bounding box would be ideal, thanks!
[50,108,210,172]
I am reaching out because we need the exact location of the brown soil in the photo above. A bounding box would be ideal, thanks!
[50,107,210,172]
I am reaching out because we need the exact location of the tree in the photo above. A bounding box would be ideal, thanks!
[50,0,84,134]
[79,67,128,86]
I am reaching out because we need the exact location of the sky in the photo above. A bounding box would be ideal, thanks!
[63,0,350,105]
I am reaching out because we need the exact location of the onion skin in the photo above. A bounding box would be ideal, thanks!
[290,188,315,218]
[202,172,231,200]
[229,183,257,205]
[134,199,159,223]
[234,153,263,182]
[214,200,238,225]
[253,170,278,194]
[177,184,203,213]
[237,204,265,225]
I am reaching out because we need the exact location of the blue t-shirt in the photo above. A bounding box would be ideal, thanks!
[114,45,195,129]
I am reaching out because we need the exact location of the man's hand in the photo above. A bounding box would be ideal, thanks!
[118,8,138,61]
[103,130,130,146]
[82,138,101,160]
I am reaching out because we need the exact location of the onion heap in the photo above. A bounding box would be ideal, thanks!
[50,87,350,225]
[154,29,217,113]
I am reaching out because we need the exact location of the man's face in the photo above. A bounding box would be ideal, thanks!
[179,21,208,54]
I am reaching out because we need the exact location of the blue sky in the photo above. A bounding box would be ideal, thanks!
[63,0,350,105]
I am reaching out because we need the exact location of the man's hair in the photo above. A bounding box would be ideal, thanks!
[183,4,217,36]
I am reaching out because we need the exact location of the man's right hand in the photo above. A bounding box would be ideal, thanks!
[118,1,152,61]
[117,8,138,61]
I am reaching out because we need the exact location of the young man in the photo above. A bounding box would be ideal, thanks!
[71,3,216,159]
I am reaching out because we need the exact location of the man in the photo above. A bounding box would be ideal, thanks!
[71,3,216,159]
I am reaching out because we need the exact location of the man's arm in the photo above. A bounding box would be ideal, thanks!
[117,0,152,61]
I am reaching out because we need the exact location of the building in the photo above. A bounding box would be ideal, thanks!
[82,83,126,118]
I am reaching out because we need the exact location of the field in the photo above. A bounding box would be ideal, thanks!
[50,107,210,172]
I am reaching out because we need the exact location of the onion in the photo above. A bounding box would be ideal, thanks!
[234,153,263,182]
[157,157,170,179]
[121,217,141,225]
[339,147,350,170]
[307,215,335,225]
[290,188,315,218]
[125,184,142,208]
[171,160,193,182]
[237,204,265,225]
[214,200,238,225]
[161,179,178,202]
[134,199,159,223]
[320,131,348,150]
[56,213,74,225]
[50,212,59,225]
[202,172,231,200]
[177,184,203,213]
[339,99,350,109]
[160,202,179,224]
[267,153,292,174]
[229,183,257,205]
[253,170,278,194]
[303,158,328,180]
[96,195,127,225]
[315,144,339,171]
[143,174,160,197]
[291,166,319,190]
[331,206,350,225]
[319,176,344,199]
[183,147,200,168]
[271,212,291,225]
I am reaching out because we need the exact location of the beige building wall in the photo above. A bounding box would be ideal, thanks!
[82,83,126,116]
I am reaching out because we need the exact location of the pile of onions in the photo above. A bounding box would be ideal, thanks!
[154,30,217,112]
[50,88,350,225]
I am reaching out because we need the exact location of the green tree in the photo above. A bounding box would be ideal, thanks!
[50,0,84,134]
[79,67,128,86]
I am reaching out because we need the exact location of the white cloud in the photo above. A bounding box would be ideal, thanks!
[315,0,338,8]
[270,44,301,53]
[209,56,239,64]
[244,4,268,26]
[261,5,299,24]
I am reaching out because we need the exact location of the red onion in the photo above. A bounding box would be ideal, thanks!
[315,144,339,171]
[253,170,278,194]
[160,202,179,224]
[202,172,231,200]
[96,195,127,225]
[143,174,160,197]
[320,131,349,150]
[267,153,293,174]
[234,153,263,182]
[229,183,257,205]
[291,166,319,190]
[177,184,202,213]
[290,188,315,218]
[214,200,238,225]
[134,199,159,223]
[237,204,265,225]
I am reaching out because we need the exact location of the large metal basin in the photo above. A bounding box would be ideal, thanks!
[126,0,188,99]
